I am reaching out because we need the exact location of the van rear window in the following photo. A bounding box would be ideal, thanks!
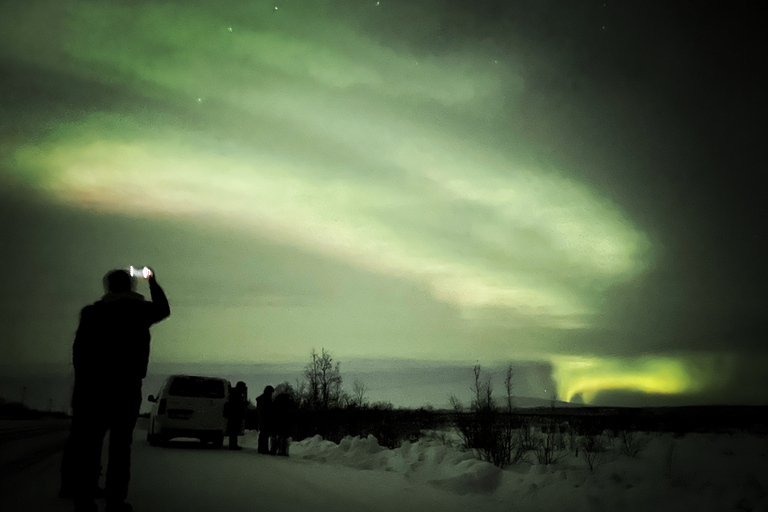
[168,377,225,398]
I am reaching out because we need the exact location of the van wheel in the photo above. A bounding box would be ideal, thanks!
[147,422,165,446]
[147,420,162,446]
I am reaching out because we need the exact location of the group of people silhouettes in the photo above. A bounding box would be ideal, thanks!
[255,383,294,456]
[60,267,295,512]
[226,380,295,453]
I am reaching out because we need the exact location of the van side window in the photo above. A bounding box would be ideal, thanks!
[168,377,225,398]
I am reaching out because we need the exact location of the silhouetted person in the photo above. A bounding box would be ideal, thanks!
[226,381,248,450]
[255,385,274,454]
[271,384,294,456]
[64,268,170,512]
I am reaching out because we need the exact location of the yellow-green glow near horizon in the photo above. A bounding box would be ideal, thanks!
[551,354,732,403]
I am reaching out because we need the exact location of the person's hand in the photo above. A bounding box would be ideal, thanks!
[146,267,156,282]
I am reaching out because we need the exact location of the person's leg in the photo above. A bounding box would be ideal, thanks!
[104,385,141,506]
[60,432,105,499]
[257,428,270,453]
[227,418,238,449]
[70,409,108,509]
[274,422,288,455]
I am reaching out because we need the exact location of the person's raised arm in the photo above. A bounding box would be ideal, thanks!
[146,268,170,324]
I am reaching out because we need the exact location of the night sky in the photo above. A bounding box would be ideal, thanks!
[1,0,765,407]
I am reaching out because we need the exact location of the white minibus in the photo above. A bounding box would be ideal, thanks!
[147,375,230,447]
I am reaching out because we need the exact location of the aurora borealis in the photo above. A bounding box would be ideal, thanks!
[1,0,765,407]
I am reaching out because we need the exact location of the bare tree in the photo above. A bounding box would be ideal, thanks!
[471,364,493,413]
[304,348,343,410]
[503,364,514,413]
[351,379,368,408]
[293,378,308,408]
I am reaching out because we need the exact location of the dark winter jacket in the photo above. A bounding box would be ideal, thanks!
[255,392,275,432]
[272,393,294,436]
[73,280,170,384]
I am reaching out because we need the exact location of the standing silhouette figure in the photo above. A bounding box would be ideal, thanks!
[226,381,248,450]
[63,268,170,512]
[255,385,275,454]
[271,383,294,456]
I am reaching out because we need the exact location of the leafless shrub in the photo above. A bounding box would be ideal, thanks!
[518,418,538,452]
[421,429,462,450]
[580,433,609,473]
[564,428,580,457]
[618,430,648,458]
[450,364,528,468]
[449,395,475,447]
[535,419,566,465]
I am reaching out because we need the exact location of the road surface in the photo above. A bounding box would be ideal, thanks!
[0,419,500,512]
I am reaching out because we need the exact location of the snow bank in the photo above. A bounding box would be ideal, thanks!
[495,431,768,512]
[243,430,768,512]
[288,434,503,495]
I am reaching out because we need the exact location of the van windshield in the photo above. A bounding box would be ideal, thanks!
[168,377,225,398]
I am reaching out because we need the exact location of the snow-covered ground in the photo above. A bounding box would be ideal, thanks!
[1,422,766,512]
[280,429,768,512]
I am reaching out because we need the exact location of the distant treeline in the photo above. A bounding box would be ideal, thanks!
[456,404,768,436]
[0,399,70,420]
[243,404,768,448]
